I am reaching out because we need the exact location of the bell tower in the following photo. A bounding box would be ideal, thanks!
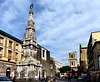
[68,51,77,71]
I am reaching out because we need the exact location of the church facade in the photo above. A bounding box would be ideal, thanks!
[16,4,55,79]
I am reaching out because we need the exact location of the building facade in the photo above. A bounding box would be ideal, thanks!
[87,32,100,82]
[80,44,88,72]
[68,51,77,71]
[0,30,23,78]
[87,31,100,71]
[92,41,100,82]
[92,41,100,71]
[54,61,63,74]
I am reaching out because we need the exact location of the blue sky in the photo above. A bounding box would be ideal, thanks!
[0,0,100,65]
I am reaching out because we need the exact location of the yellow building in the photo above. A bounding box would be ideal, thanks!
[0,30,23,78]
[80,44,88,72]
[54,61,63,74]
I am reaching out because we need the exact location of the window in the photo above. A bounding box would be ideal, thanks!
[9,41,12,48]
[71,54,73,58]
[80,50,82,53]
[0,37,3,44]
[43,50,45,58]
[8,50,12,59]
[21,54,24,60]
[15,53,18,60]
[94,39,97,42]
[0,48,2,59]
[16,44,18,50]
[72,62,73,66]
[0,48,2,54]
[41,48,46,60]
[15,53,18,62]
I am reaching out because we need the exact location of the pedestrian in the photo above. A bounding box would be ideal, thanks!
[47,77,51,82]
[13,76,16,82]
[68,75,71,82]
[42,77,45,82]
[50,77,53,82]
[69,75,71,82]
[45,77,48,82]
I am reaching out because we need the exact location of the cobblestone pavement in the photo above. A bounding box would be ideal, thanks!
[58,78,84,82]
[15,78,83,82]
[15,80,42,82]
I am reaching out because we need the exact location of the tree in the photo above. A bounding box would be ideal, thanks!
[59,66,71,73]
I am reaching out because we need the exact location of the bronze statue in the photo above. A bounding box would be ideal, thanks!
[30,4,33,10]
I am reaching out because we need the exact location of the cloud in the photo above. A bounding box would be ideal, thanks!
[62,57,68,61]
[1,0,100,66]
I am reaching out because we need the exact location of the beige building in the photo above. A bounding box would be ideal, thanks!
[80,44,88,72]
[87,31,100,82]
[68,51,77,71]
[54,61,63,74]
[0,30,23,78]
[87,31,100,71]
[91,41,100,82]
[92,41,100,71]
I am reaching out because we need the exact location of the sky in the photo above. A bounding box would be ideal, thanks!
[0,0,100,66]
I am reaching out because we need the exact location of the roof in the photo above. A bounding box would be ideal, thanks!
[50,57,54,60]
[91,31,100,34]
[0,30,23,44]
[81,44,88,48]
[54,60,63,65]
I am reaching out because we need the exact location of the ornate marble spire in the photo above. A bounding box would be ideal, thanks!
[26,4,35,39]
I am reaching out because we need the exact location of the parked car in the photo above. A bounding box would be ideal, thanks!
[0,76,12,82]
[77,76,83,81]
[82,74,87,81]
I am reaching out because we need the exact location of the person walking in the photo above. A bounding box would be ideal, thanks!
[42,77,45,82]
[45,77,48,82]
[50,77,53,82]
[13,76,16,82]
[47,77,51,82]
[68,75,71,82]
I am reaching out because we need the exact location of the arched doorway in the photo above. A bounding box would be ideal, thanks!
[6,68,10,78]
